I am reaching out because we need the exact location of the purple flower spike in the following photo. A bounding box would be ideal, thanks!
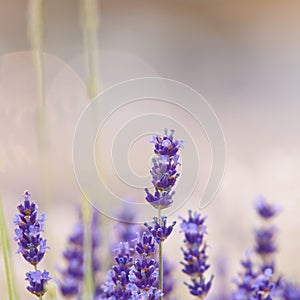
[25,270,51,297]
[180,210,213,299]
[146,129,183,210]
[231,251,259,300]
[14,190,49,266]
[255,195,281,219]
[144,216,176,244]
[14,190,51,298]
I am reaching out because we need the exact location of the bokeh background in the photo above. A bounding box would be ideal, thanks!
[1,0,300,299]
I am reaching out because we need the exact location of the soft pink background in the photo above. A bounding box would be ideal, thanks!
[1,1,300,299]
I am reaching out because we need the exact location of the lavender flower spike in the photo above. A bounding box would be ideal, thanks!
[14,190,49,265]
[254,195,281,271]
[180,210,213,299]
[146,129,183,209]
[14,190,51,298]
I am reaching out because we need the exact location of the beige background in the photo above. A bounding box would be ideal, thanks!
[0,1,300,299]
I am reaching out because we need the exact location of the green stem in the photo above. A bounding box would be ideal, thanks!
[81,197,94,300]
[158,207,163,299]
[81,0,100,99]
[28,0,51,207]
[80,1,101,298]
[0,196,19,300]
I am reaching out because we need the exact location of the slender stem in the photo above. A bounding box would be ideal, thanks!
[157,207,163,299]
[81,0,100,99]
[80,1,101,297]
[81,196,94,300]
[28,0,51,207]
[0,196,19,300]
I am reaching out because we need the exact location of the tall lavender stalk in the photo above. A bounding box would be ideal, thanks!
[14,190,51,299]
[145,129,183,298]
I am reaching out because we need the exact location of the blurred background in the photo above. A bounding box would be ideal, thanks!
[1,0,300,299]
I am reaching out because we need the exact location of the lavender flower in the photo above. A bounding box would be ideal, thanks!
[144,216,176,244]
[25,270,51,297]
[102,242,135,299]
[113,204,144,253]
[146,129,183,209]
[145,129,183,299]
[280,281,300,300]
[135,231,156,257]
[255,226,277,257]
[231,251,258,300]
[14,190,51,298]
[129,257,159,291]
[254,196,280,271]
[103,231,162,300]
[162,258,176,299]
[251,268,276,300]
[59,221,84,297]
[129,231,160,297]
[180,210,213,299]
[14,191,49,266]
[59,208,101,298]
[255,196,281,220]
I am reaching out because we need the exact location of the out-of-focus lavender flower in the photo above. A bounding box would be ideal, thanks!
[279,281,300,300]
[145,129,183,209]
[180,210,213,299]
[255,196,281,220]
[254,196,280,272]
[162,257,176,299]
[113,204,144,253]
[255,226,277,257]
[14,190,49,266]
[231,251,258,300]
[59,217,83,297]
[59,209,101,298]
[144,216,176,244]
[14,190,51,298]
[251,268,276,300]
[25,270,51,297]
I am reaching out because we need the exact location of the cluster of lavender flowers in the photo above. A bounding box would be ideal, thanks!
[231,196,300,300]
[11,129,300,300]
[14,190,51,298]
